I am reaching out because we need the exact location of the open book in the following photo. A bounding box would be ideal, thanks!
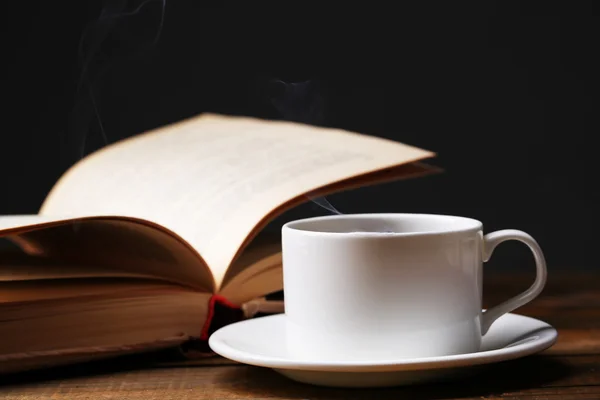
[0,113,436,373]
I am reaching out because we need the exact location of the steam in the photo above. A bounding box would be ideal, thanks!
[269,79,343,215]
[71,0,166,160]
[269,79,326,125]
[308,196,342,215]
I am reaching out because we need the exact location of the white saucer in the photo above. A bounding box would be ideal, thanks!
[209,313,557,388]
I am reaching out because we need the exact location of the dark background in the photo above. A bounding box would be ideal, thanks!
[1,2,598,271]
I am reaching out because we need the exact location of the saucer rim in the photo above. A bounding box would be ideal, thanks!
[208,313,558,373]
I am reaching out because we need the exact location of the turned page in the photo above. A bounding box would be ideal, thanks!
[39,114,434,290]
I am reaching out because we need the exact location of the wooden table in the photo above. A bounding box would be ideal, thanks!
[1,272,599,399]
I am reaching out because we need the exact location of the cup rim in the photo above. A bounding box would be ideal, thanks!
[282,213,483,237]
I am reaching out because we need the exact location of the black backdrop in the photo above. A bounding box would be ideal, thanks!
[1,2,598,271]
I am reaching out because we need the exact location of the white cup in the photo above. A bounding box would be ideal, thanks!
[281,213,547,361]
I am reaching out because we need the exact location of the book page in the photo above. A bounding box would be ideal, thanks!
[0,283,209,373]
[0,216,216,292]
[218,231,283,304]
[0,250,159,282]
[37,114,434,289]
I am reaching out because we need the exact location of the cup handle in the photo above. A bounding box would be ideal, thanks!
[481,229,547,335]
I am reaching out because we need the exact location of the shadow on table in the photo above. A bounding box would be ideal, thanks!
[0,351,168,387]
[219,356,571,399]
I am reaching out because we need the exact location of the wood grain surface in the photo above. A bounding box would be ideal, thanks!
[1,271,599,399]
